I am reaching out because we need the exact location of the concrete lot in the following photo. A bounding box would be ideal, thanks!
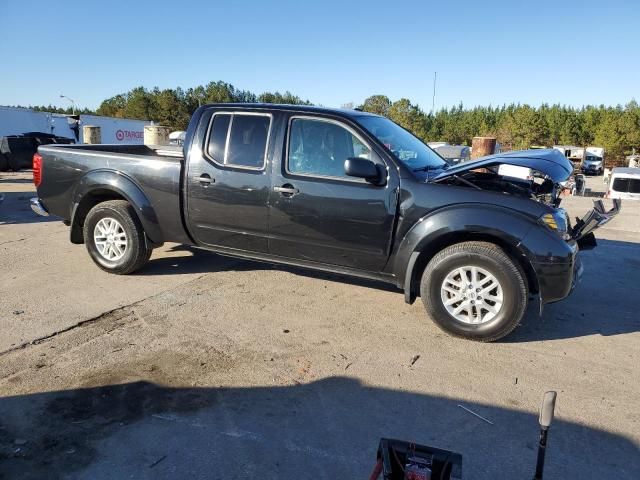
[1,171,638,479]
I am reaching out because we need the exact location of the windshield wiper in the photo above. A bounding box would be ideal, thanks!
[413,164,448,172]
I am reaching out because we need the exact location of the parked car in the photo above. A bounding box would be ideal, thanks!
[31,104,620,341]
[169,131,186,146]
[433,145,471,165]
[606,167,640,200]
[0,133,74,171]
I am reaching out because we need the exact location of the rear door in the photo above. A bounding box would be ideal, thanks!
[268,114,398,272]
[186,109,273,252]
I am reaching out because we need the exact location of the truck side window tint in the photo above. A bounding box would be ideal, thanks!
[207,114,231,163]
[226,115,270,168]
[288,119,371,178]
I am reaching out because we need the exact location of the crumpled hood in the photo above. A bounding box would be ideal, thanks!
[431,148,573,183]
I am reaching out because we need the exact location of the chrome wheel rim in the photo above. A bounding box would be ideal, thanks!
[94,217,127,261]
[440,266,504,324]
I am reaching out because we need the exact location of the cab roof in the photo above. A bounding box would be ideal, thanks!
[201,103,380,119]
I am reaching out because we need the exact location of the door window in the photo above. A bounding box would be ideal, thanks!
[287,118,371,179]
[205,113,271,169]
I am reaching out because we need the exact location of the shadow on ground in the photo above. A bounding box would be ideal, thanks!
[140,239,640,343]
[0,178,34,184]
[0,192,58,225]
[507,238,640,342]
[138,245,399,293]
[0,378,637,479]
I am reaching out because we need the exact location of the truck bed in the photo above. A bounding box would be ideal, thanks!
[48,143,184,158]
[36,143,190,245]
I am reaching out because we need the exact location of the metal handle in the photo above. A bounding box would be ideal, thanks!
[273,186,299,195]
[199,174,214,186]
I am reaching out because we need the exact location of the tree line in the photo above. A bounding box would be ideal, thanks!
[13,81,639,161]
[360,95,640,161]
[95,82,311,134]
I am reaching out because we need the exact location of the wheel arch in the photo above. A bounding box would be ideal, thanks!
[70,170,163,247]
[394,206,540,304]
[403,231,538,304]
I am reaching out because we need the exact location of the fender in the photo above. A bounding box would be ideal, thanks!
[70,169,163,246]
[392,204,540,303]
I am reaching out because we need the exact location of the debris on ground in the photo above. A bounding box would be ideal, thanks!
[410,355,420,366]
[457,404,494,425]
[149,455,167,469]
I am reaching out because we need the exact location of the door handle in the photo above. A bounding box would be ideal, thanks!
[199,174,214,186]
[273,185,299,196]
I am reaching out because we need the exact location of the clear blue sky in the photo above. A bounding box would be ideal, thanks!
[1,0,638,111]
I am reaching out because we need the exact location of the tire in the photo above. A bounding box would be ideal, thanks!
[83,200,152,274]
[420,241,528,342]
[0,153,8,171]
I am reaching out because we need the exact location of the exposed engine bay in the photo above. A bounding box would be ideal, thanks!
[435,167,561,207]
[427,149,621,246]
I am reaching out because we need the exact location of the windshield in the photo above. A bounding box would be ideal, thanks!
[357,116,447,171]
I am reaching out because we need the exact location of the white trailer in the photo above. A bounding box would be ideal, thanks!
[0,106,151,144]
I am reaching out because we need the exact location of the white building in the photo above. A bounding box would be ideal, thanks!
[0,106,151,144]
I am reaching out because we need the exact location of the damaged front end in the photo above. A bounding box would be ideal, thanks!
[570,198,621,249]
[431,148,622,249]
[431,148,573,206]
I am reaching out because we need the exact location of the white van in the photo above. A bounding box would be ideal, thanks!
[606,167,640,200]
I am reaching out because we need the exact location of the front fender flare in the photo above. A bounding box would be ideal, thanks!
[393,204,539,302]
[71,170,163,245]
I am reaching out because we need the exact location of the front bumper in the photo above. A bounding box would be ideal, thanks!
[531,241,580,306]
[30,197,49,217]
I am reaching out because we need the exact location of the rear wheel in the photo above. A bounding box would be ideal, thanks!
[83,200,152,274]
[420,241,528,342]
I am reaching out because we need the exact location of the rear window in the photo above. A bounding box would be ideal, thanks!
[206,114,231,163]
[611,177,640,193]
[205,113,270,169]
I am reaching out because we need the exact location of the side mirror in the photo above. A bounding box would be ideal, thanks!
[344,157,385,185]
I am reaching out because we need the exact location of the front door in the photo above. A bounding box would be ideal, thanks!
[268,115,398,272]
[186,110,273,252]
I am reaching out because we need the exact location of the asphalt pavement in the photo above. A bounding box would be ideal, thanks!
[1,171,638,479]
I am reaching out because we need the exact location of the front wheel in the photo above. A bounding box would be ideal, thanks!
[83,200,152,274]
[420,241,528,342]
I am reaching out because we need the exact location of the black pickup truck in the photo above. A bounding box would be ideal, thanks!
[31,104,620,341]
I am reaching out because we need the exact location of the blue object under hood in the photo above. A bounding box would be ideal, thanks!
[431,149,573,183]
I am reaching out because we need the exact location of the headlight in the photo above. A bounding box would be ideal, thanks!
[540,209,570,240]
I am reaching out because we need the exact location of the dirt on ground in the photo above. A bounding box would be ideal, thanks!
[1,172,638,479]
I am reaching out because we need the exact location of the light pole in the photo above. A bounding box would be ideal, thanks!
[431,71,437,114]
[60,94,76,114]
